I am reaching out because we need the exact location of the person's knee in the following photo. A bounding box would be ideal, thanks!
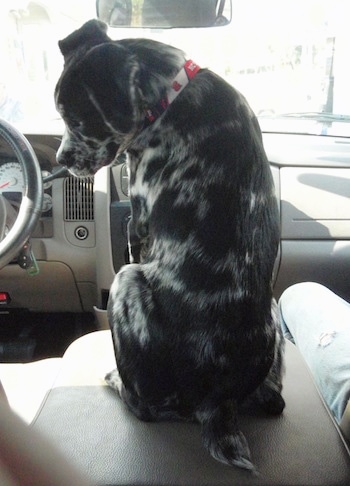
[278,282,326,342]
[280,282,324,303]
[279,282,329,315]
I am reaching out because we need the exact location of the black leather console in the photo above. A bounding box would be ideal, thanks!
[32,340,350,485]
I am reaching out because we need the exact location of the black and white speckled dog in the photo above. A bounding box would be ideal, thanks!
[55,19,285,470]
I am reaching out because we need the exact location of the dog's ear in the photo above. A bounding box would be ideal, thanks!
[59,19,109,59]
[79,43,143,134]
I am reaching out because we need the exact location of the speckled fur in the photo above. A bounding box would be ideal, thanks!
[56,20,285,470]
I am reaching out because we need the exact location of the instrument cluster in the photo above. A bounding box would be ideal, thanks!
[0,159,53,215]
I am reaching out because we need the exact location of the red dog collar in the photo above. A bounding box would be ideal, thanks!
[145,60,200,124]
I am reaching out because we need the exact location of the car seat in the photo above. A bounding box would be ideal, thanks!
[2,330,349,485]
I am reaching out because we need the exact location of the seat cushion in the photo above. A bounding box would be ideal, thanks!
[0,330,114,423]
[52,329,116,387]
[32,333,350,485]
[0,358,61,423]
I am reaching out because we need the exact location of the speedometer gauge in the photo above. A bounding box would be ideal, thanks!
[0,161,24,194]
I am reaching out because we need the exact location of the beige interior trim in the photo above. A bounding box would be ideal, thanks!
[340,400,350,442]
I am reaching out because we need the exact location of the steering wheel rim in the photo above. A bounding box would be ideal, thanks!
[0,118,43,269]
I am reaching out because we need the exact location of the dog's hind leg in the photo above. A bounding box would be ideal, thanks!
[105,367,156,421]
[196,400,255,471]
[106,263,178,421]
[107,262,155,356]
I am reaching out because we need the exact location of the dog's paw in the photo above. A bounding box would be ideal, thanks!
[105,368,123,396]
[255,385,285,415]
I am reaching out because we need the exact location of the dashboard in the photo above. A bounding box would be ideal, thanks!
[1,130,350,317]
[0,134,96,313]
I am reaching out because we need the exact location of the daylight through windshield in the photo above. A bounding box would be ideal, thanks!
[0,0,349,136]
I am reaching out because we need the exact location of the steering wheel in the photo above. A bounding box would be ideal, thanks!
[0,119,43,269]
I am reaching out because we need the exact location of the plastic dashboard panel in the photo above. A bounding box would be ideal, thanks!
[280,167,350,239]
[264,132,350,301]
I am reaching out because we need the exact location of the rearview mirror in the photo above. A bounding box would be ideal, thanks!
[96,0,231,28]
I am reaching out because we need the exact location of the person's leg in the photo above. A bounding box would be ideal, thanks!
[279,282,350,422]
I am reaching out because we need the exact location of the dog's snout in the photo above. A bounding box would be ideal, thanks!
[56,131,72,166]
[56,147,73,168]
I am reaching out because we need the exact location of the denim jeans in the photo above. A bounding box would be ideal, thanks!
[279,282,350,423]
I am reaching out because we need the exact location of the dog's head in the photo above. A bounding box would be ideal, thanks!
[55,20,142,176]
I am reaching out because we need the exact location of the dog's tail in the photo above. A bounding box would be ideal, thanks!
[196,399,255,471]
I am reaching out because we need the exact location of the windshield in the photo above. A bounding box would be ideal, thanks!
[0,0,349,137]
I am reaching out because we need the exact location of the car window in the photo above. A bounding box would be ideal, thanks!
[0,0,349,137]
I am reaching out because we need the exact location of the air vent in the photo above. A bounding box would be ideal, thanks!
[64,176,94,221]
